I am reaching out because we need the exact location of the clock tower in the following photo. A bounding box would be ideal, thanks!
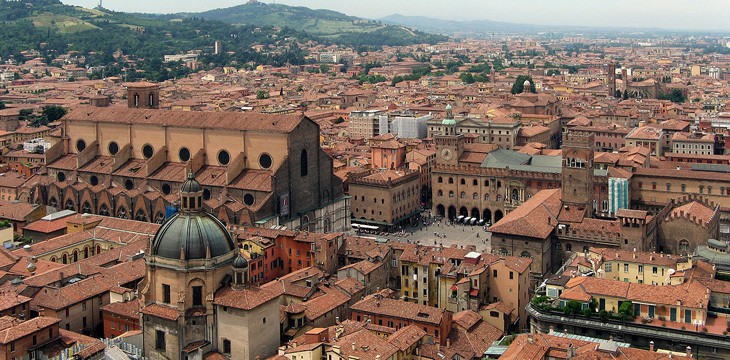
[435,104,463,166]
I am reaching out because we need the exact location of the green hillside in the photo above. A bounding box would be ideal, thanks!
[174,2,448,47]
[0,0,312,81]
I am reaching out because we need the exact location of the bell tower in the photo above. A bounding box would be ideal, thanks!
[126,82,160,109]
[435,104,463,166]
[561,131,595,215]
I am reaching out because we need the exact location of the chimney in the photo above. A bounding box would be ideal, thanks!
[446,338,450,348]
[649,341,654,352]
[567,344,576,359]
[527,333,534,344]
[686,346,692,358]
[351,342,356,351]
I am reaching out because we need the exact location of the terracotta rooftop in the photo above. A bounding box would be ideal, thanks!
[64,106,306,134]
[350,295,446,325]
[489,189,561,239]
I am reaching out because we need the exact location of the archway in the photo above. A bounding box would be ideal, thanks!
[436,204,445,218]
[483,209,492,223]
[135,209,147,222]
[471,208,480,220]
[447,206,457,220]
[511,188,519,202]
[65,199,76,211]
[459,207,468,217]
[494,210,504,223]
[99,204,110,216]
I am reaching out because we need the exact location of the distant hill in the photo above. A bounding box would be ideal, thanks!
[171,3,448,47]
[379,14,528,36]
[379,13,713,37]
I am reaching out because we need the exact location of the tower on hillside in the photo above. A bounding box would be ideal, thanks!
[561,131,595,215]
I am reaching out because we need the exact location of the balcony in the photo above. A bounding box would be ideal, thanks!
[527,304,730,353]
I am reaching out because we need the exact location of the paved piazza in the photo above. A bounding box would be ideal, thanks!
[349,211,493,253]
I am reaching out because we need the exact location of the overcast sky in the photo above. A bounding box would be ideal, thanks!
[61,0,730,31]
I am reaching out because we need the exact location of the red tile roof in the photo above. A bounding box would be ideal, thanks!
[140,303,179,321]
[64,106,305,134]
[489,189,561,239]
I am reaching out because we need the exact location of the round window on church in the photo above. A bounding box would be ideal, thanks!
[89,175,99,186]
[217,150,230,166]
[57,172,66,182]
[161,183,171,195]
[179,147,191,162]
[243,193,255,206]
[203,189,211,200]
[108,141,119,156]
[259,153,272,169]
[76,139,86,152]
[142,144,154,159]
[124,179,134,190]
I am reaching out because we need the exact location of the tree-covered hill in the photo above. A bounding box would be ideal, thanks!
[168,2,448,47]
[0,0,312,80]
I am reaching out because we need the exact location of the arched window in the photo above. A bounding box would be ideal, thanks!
[500,248,508,256]
[437,190,443,197]
[460,179,465,185]
[520,251,531,258]
[149,93,154,106]
[449,191,454,198]
[485,180,490,187]
[472,192,478,200]
[472,179,478,186]
[460,191,466,199]
[438,177,443,183]
[679,240,690,252]
[484,194,490,201]
[62,253,68,264]
[133,93,139,108]
[300,149,308,177]
[96,245,101,255]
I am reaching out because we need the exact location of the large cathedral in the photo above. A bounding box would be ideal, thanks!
[28,82,349,234]
[141,173,283,360]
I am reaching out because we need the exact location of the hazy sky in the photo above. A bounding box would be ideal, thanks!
[61,0,730,31]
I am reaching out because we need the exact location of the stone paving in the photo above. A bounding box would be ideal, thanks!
[349,212,492,254]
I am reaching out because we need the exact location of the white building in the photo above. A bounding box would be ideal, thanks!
[378,111,432,139]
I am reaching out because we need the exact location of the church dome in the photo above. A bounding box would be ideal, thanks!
[151,213,235,260]
[150,172,235,260]
[180,172,202,193]
[232,253,248,269]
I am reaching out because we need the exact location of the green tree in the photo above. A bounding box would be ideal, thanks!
[622,90,629,100]
[618,301,634,321]
[615,90,622,98]
[459,72,475,84]
[319,64,330,74]
[0,101,5,110]
[563,300,583,315]
[42,105,67,122]
[18,109,34,121]
[511,75,536,94]
[256,90,270,99]
[658,89,686,103]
